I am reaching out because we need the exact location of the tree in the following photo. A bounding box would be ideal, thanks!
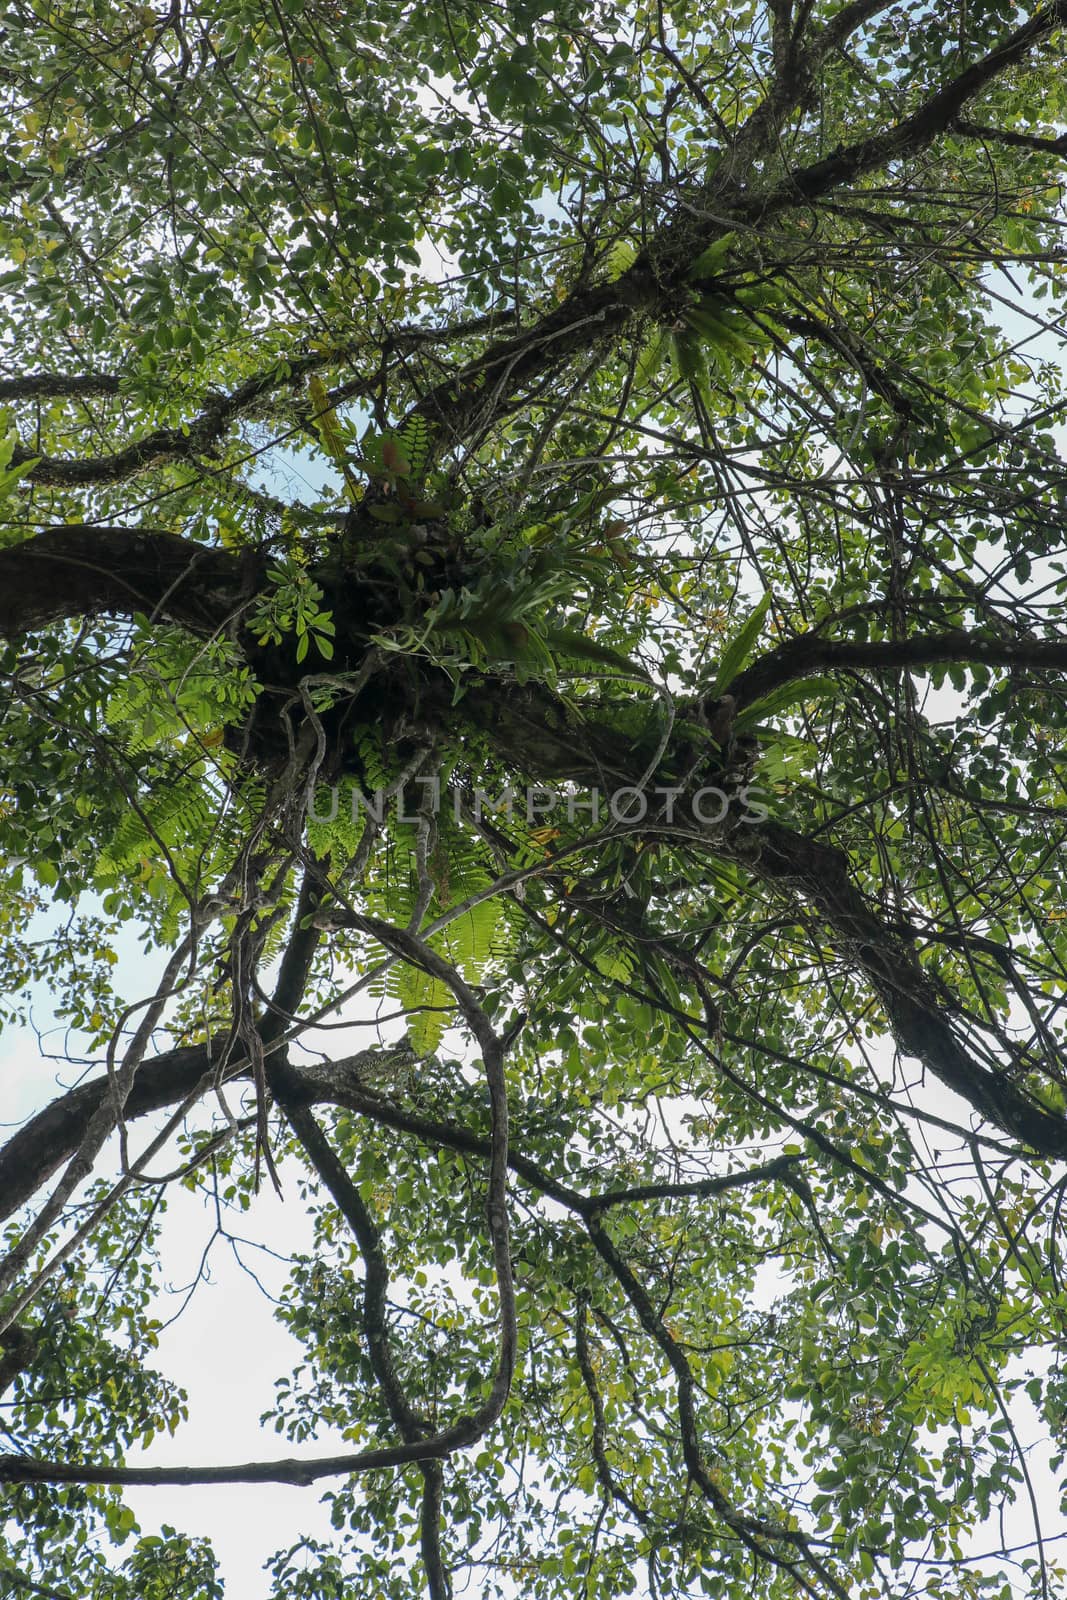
[1,0,1067,1593]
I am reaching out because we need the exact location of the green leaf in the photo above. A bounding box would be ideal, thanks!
[634,327,666,388]
[0,456,39,497]
[605,239,637,281]
[685,231,737,281]
[711,593,770,695]
[734,675,843,733]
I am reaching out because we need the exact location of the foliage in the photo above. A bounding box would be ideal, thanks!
[2,0,1067,1596]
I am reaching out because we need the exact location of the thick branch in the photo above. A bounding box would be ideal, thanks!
[0,526,251,639]
[0,373,121,402]
[727,628,1067,708]
[8,317,516,487]
[952,117,1067,156]
[0,1441,480,1487]
[458,671,1067,1156]
[10,355,337,486]
[410,281,640,455]
[746,820,1067,1157]
[0,1034,794,1250]
[753,0,1067,210]
[278,1093,424,1439]
[0,1039,226,1224]
[732,0,895,162]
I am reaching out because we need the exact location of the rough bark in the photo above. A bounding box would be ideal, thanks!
[0,527,251,638]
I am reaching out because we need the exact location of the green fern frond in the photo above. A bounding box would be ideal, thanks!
[99,777,212,872]
[397,960,452,1056]
[605,238,637,281]
[396,414,432,477]
[352,729,394,791]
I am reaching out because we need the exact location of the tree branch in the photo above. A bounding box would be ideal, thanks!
[952,117,1067,156]
[0,918,517,1491]
[744,820,1067,1158]
[726,628,1067,708]
[0,526,251,639]
[405,0,1067,463]
[0,1038,228,1225]
[584,1209,845,1598]
[459,670,1067,1156]
[0,373,121,402]
[753,0,1067,210]
[6,314,520,488]
[9,353,347,486]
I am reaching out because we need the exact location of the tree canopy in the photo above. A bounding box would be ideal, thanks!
[2,0,1067,1594]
